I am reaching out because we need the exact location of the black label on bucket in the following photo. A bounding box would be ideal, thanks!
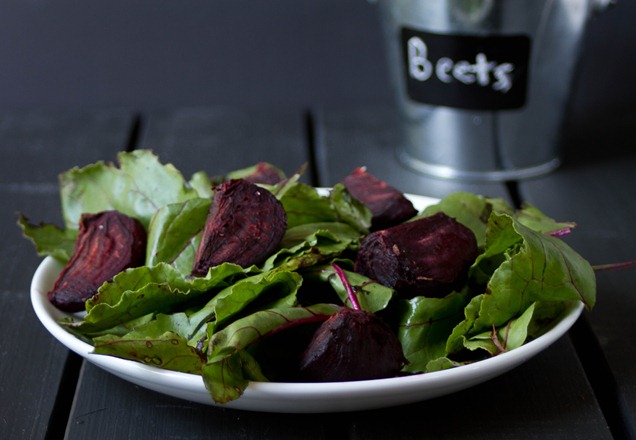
[401,27,530,110]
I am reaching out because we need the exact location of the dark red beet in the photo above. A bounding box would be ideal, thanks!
[238,162,285,185]
[299,307,407,382]
[48,211,147,312]
[341,167,417,231]
[355,212,478,298]
[191,179,287,276]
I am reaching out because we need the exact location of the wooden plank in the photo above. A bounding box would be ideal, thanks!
[0,110,135,440]
[349,338,611,439]
[63,107,336,440]
[0,110,135,187]
[518,113,636,437]
[312,106,511,200]
[67,363,338,440]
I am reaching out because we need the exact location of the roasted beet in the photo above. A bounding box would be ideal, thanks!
[233,162,285,185]
[341,167,417,231]
[299,264,406,382]
[299,307,406,382]
[355,212,478,298]
[48,211,146,312]
[191,179,287,276]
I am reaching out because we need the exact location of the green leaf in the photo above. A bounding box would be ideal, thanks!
[448,213,596,352]
[421,192,576,248]
[278,183,338,228]
[186,271,304,340]
[65,262,248,335]
[202,350,267,404]
[396,291,469,373]
[93,330,204,374]
[60,150,199,229]
[262,222,362,272]
[207,304,340,363]
[421,192,495,248]
[145,198,211,273]
[328,183,372,234]
[304,264,395,313]
[17,214,77,262]
[188,171,214,198]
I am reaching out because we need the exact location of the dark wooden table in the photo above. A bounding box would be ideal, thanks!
[1,102,634,440]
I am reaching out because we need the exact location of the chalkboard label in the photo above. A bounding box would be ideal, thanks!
[401,27,530,110]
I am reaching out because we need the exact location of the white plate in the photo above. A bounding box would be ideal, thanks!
[30,194,583,413]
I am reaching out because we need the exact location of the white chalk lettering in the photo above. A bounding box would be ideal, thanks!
[406,36,514,93]
[435,57,453,83]
[407,37,433,81]
[493,63,514,93]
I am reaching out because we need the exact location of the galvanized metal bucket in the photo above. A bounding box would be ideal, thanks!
[377,0,613,180]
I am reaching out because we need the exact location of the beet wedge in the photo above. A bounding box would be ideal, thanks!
[48,211,146,312]
[299,264,406,382]
[191,179,287,276]
[341,167,417,231]
[355,212,478,298]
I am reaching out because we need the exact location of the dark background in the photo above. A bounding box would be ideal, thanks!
[1,0,635,124]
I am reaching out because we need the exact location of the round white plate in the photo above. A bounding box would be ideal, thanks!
[30,194,583,413]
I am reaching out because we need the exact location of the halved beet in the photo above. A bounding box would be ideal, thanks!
[340,167,417,231]
[354,212,478,298]
[48,211,146,312]
[299,307,406,382]
[191,179,287,276]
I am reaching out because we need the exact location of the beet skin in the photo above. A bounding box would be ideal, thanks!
[48,211,147,312]
[341,167,417,231]
[191,179,287,276]
[354,212,478,298]
[299,307,407,382]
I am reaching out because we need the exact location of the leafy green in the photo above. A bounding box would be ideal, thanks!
[145,198,211,273]
[59,150,199,229]
[438,213,595,367]
[94,329,205,374]
[17,214,76,262]
[396,291,469,373]
[421,192,577,248]
[64,262,249,335]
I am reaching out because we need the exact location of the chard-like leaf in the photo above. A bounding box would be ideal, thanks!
[93,330,204,374]
[420,192,496,248]
[188,171,214,198]
[304,264,395,313]
[447,213,595,354]
[328,183,372,234]
[396,291,469,373]
[278,183,338,228]
[207,304,340,364]
[421,192,577,248]
[261,222,361,272]
[460,302,536,356]
[514,203,577,236]
[202,350,268,404]
[17,214,77,262]
[145,198,211,273]
[186,271,304,339]
[65,262,248,335]
[60,150,199,229]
